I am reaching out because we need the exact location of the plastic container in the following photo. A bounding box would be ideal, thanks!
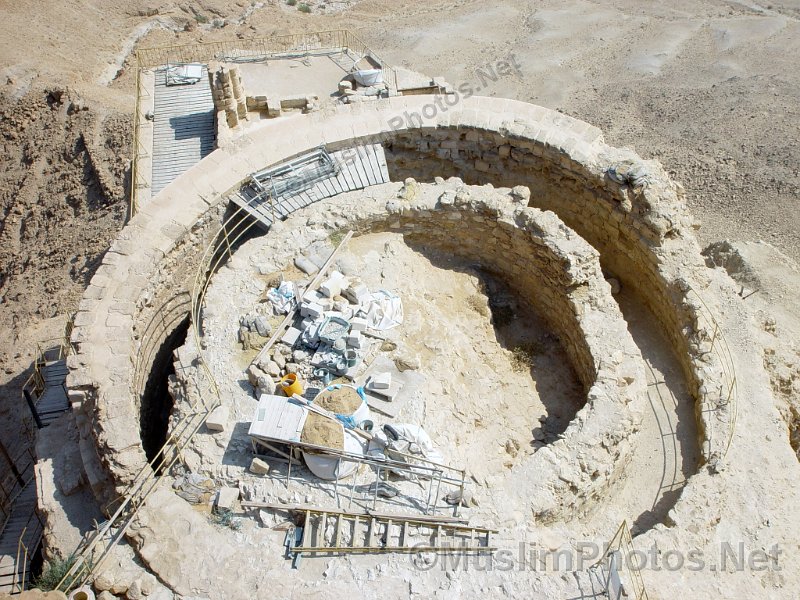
[354,68,383,86]
[279,373,304,397]
[69,588,95,600]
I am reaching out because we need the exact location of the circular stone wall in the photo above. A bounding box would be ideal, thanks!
[174,179,647,522]
[66,96,732,513]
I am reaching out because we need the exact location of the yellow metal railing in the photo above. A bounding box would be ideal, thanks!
[128,30,397,218]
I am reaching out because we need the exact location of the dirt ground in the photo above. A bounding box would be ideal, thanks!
[0,0,799,592]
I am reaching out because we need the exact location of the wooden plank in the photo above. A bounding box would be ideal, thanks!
[316,177,336,199]
[337,160,358,192]
[374,144,390,181]
[326,167,345,195]
[316,512,326,549]
[300,510,310,549]
[363,144,382,185]
[349,151,369,188]
[360,144,379,185]
[239,502,468,524]
[366,517,375,548]
[334,514,343,549]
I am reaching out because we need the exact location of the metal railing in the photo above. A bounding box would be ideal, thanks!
[21,324,74,430]
[128,30,397,218]
[0,446,36,536]
[686,287,738,460]
[589,521,649,600]
[11,508,44,593]
[52,210,261,594]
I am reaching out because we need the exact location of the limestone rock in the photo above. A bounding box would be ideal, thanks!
[246,364,266,387]
[216,486,239,511]
[511,185,531,204]
[393,352,420,372]
[205,405,229,432]
[249,457,271,475]
[606,277,621,295]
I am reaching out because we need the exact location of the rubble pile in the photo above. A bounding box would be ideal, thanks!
[244,268,403,394]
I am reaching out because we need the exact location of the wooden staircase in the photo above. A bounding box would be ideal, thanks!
[35,360,70,426]
[0,483,42,593]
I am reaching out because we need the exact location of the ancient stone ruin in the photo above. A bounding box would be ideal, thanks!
[7,31,796,600]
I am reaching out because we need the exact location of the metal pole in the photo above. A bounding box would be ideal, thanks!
[286,450,293,490]
[373,467,380,510]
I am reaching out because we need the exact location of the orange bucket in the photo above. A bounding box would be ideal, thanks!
[279,373,304,397]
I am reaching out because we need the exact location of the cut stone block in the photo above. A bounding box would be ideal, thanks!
[320,271,347,298]
[320,280,344,298]
[300,301,323,319]
[346,332,364,349]
[367,372,392,390]
[216,486,239,510]
[344,283,370,304]
[249,458,271,475]
[366,380,402,402]
[281,327,302,346]
[206,405,229,432]
[350,317,368,332]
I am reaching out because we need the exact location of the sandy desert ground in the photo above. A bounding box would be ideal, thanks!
[0,0,798,597]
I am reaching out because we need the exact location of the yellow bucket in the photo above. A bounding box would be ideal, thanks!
[279,373,304,397]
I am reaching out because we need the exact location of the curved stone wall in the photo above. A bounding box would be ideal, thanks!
[67,96,730,510]
[179,180,647,519]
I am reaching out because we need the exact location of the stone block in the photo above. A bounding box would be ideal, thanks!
[367,372,392,390]
[344,283,370,304]
[206,405,229,432]
[216,486,239,511]
[300,301,323,319]
[346,331,363,349]
[320,271,347,298]
[249,458,271,475]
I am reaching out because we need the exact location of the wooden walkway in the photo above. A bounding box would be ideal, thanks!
[0,483,42,593]
[35,360,70,426]
[231,143,390,229]
[151,66,216,196]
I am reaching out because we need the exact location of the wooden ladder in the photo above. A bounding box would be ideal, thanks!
[286,508,496,566]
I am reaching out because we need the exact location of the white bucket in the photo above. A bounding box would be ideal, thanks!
[69,586,95,600]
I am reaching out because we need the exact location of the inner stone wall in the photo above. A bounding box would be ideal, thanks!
[378,126,730,462]
[313,180,647,519]
[176,179,647,521]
